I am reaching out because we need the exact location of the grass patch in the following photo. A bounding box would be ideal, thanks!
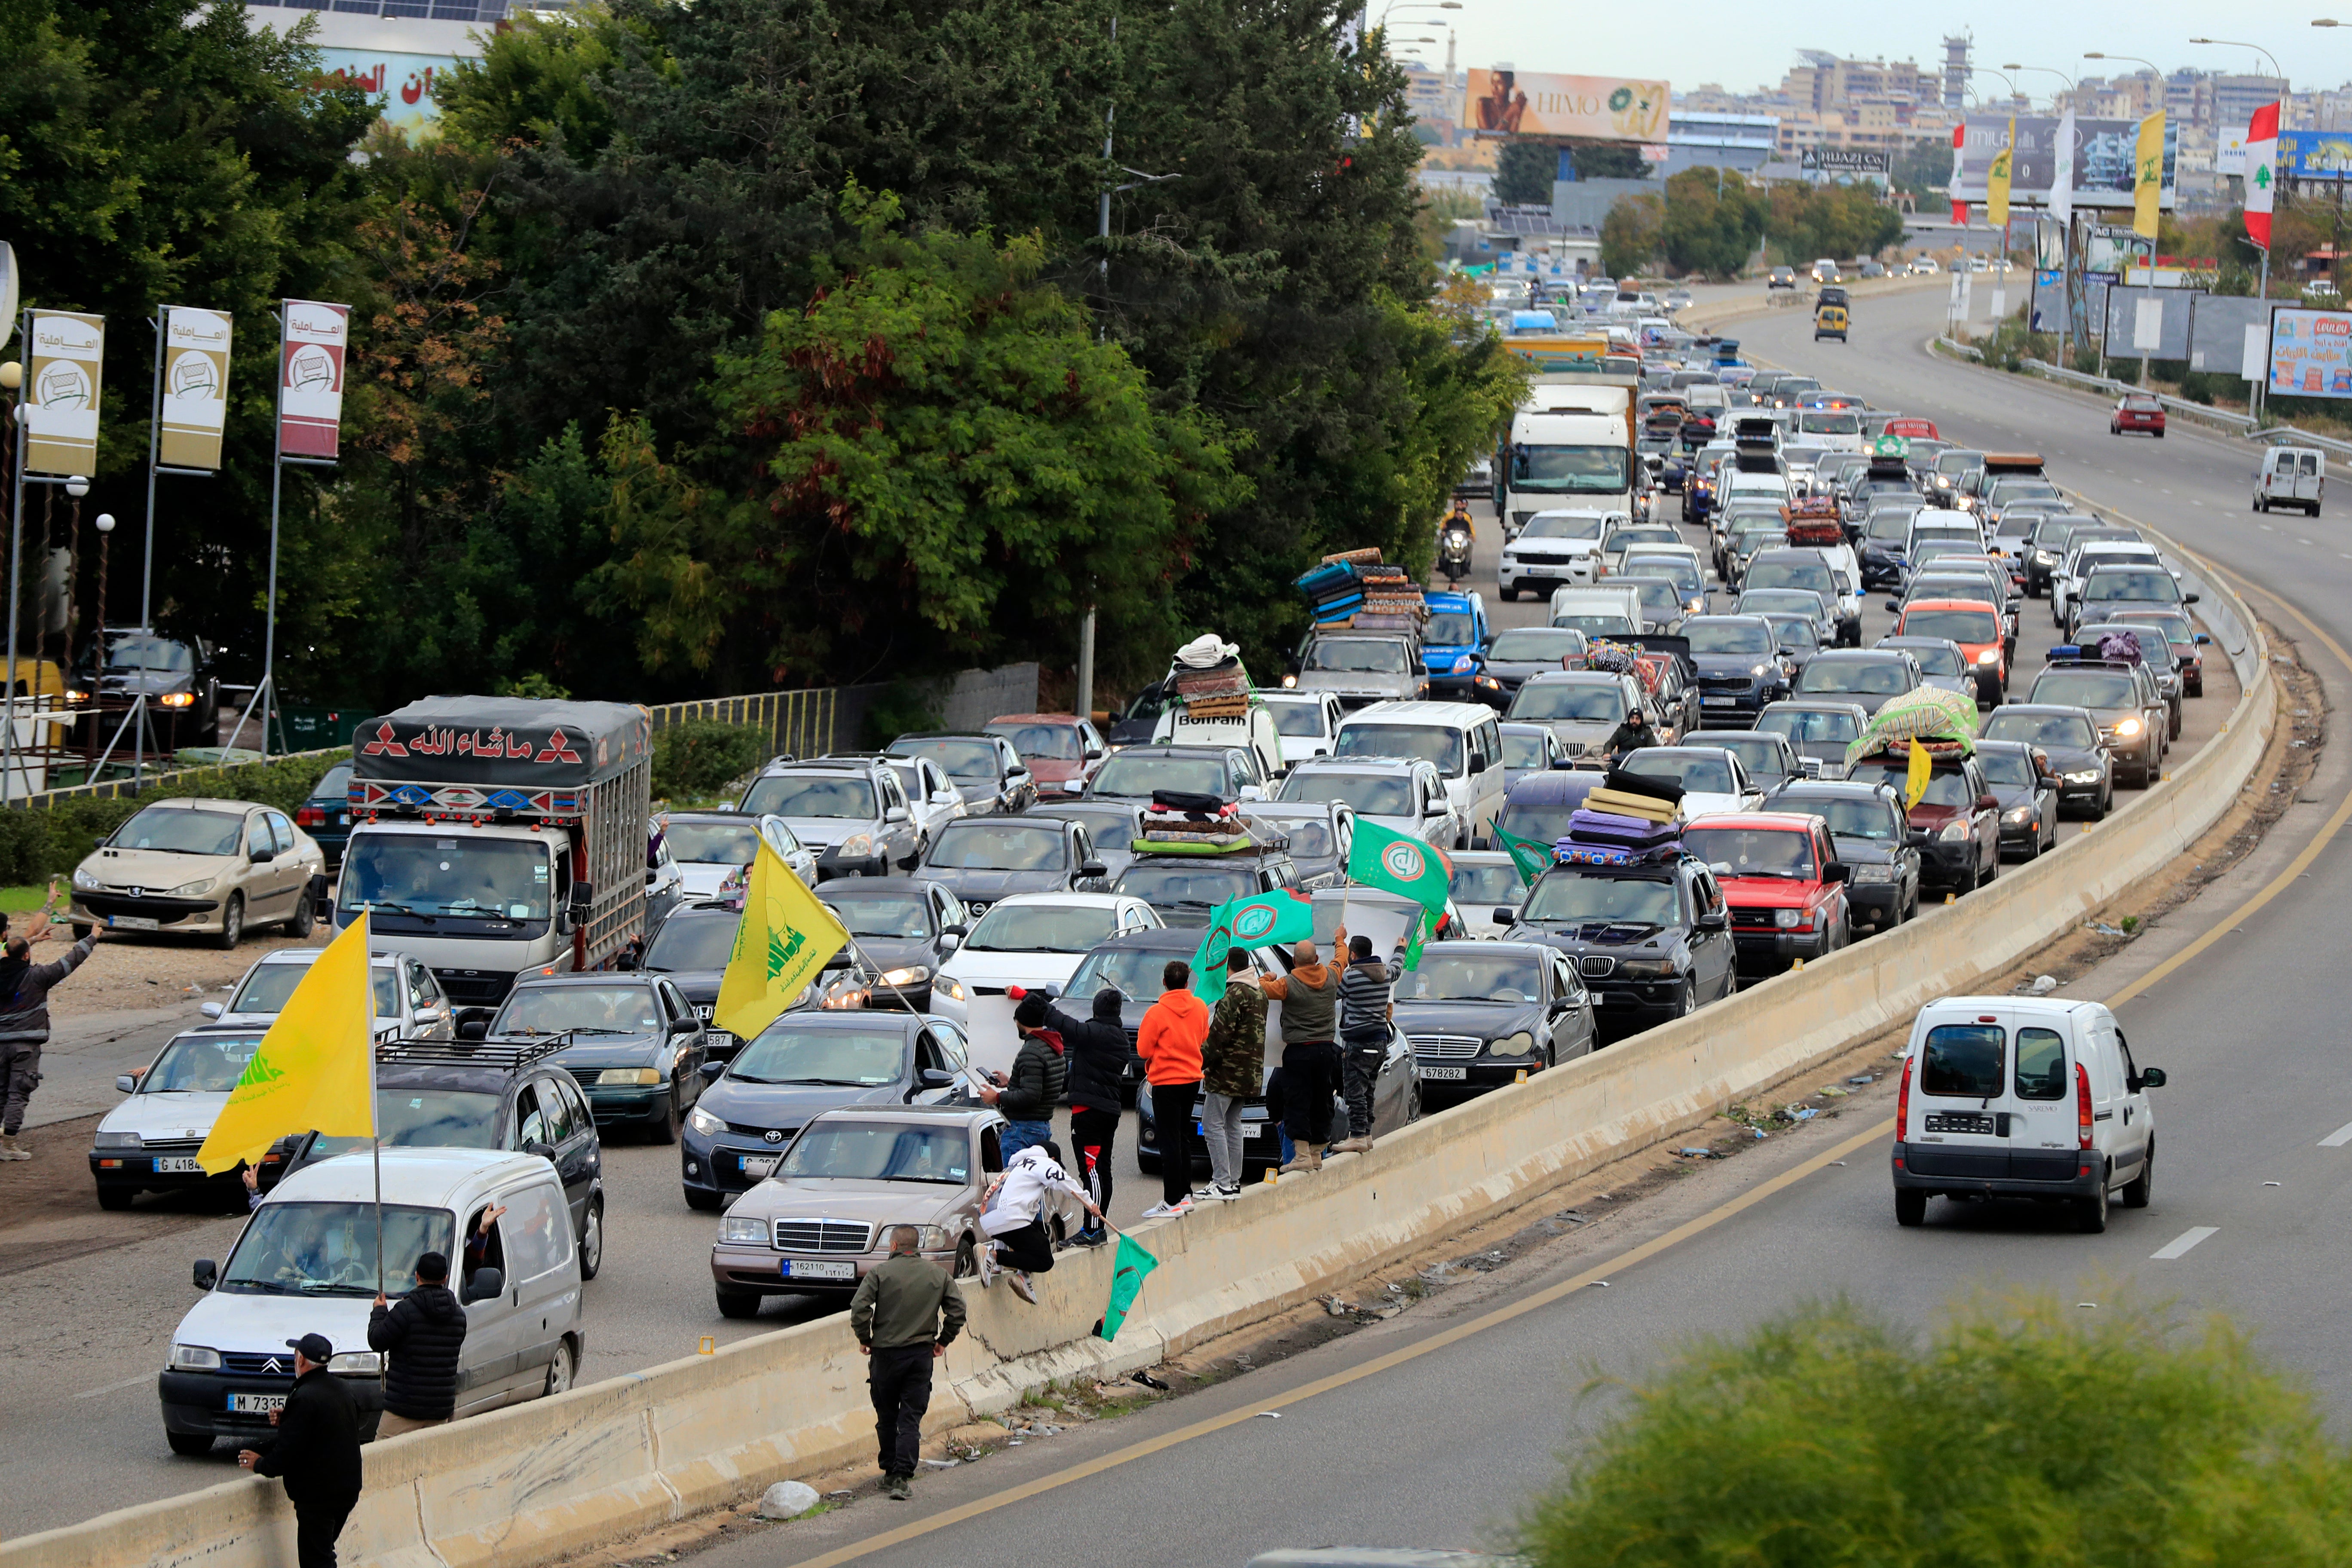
[0,884,58,915]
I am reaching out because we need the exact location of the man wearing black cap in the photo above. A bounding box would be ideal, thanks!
[369,1250,468,1438]
[979,990,1066,1161]
[239,1332,364,1568]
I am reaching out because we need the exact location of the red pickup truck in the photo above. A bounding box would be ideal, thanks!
[1679,812,1853,977]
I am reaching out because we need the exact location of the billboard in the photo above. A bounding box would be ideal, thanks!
[278,300,349,460]
[2279,130,2352,182]
[317,47,460,140]
[2266,306,2352,398]
[22,311,104,477]
[1800,147,1889,174]
[1463,71,1669,144]
[1949,116,2176,210]
[159,307,231,471]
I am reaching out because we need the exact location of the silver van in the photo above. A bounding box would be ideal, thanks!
[159,1147,586,1453]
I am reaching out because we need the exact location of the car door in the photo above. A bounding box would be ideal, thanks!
[1688,869,1734,1000]
[407,958,453,1039]
[2112,1024,2155,1173]
[657,979,705,1107]
[875,767,919,860]
[928,1020,977,1100]
[239,812,289,919]
[265,812,308,916]
[495,1175,576,1403]
[1546,952,1591,1062]
[2004,1019,2080,1182]
[912,1027,960,1104]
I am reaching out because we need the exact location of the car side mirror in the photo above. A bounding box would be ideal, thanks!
[523,1140,554,1161]
[1491,905,1519,925]
[2183,593,2199,604]
[939,932,961,952]
[1976,793,1999,812]
[117,1073,138,1093]
[895,851,923,871]
[1823,863,1850,882]
[918,1068,956,1089]
[669,1015,697,1034]
[193,1259,218,1291]
[1238,784,1265,801]
[700,1060,725,1079]
[463,1267,504,1305]
[884,806,909,823]
[1466,753,1488,775]
[1078,861,1107,881]
[199,1001,223,1019]
[1696,909,1728,931]
[2134,1067,2168,1090]
[1884,599,1902,612]
[2195,633,2212,645]
[941,923,968,939]
[1085,747,1105,760]
[1907,828,1931,846]
[249,846,272,864]
[456,1016,490,1043]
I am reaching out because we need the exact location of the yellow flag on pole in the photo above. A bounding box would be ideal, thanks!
[197,913,376,1173]
[714,838,849,1042]
[1905,739,1933,810]
[1986,118,2015,230]
[2133,110,2166,239]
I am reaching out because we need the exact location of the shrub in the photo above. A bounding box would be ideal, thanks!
[863,680,944,750]
[652,720,763,803]
[1521,1293,2352,1567]
[0,752,349,885]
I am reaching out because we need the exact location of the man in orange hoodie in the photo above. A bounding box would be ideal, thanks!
[1135,959,1209,1217]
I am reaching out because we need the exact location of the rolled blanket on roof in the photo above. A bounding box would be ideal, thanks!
[1602,766,1687,805]
[1321,547,1383,567]
[1173,633,1240,669]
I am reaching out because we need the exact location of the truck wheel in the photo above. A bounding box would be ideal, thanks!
[211,894,244,951]
[1894,1189,1926,1227]
[167,1430,215,1457]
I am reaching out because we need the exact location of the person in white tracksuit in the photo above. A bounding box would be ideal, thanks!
[977,1142,1100,1304]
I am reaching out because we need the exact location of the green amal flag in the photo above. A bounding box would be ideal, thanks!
[1493,822,1554,888]
[1347,817,1453,916]
[1189,888,1316,1002]
[1095,1232,1160,1341]
[1403,907,1435,970]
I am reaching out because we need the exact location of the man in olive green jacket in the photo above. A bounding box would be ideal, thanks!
[850,1227,968,1499]
[1198,948,1267,1201]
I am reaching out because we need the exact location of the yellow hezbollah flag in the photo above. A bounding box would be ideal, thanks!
[714,837,849,1041]
[2133,110,2165,239]
[1905,739,1933,810]
[198,913,376,1173]
[1986,118,2014,230]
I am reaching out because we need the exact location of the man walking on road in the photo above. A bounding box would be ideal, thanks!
[1260,934,1342,1175]
[1335,931,1405,1154]
[0,914,99,1160]
[368,1250,467,1437]
[238,1332,364,1568]
[1198,948,1265,1200]
[1135,959,1208,1218]
[1025,986,1134,1246]
[980,992,1066,1161]
[849,1225,968,1501]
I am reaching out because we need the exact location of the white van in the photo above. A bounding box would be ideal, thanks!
[1331,700,1507,847]
[160,1148,586,1453]
[1547,584,1646,637]
[1890,997,2167,1232]
[2254,446,2325,516]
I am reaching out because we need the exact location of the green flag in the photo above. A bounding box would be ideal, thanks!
[1095,1232,1160,1341]
[1402,907,1436,969]
[1347,817,1453,916]
[1190,888,1317,1001]
[1189,913,1235,1004]
[1493,822,1554,887]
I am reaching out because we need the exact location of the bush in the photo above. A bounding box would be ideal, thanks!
[0,752,349,885]
[863,680,944,750]
[651,720,764,803]
[1521,1293,2352,1568]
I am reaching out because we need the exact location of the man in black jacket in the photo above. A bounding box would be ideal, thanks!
[1019,985,1133,1246]
[368,1250,468,1437]
[980,991,1068,1161]
[239,1332,364,1568]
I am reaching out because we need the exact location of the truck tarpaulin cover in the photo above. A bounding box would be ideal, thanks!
[353,697,650,788]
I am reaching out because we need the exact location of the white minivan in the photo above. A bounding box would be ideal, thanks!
[1890,996,2167,1233]
[160,1148,586,1454]
[2254,446,2325,516]
[1331,700,1507,848]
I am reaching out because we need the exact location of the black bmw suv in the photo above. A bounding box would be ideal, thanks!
[1501,858,1737,1044]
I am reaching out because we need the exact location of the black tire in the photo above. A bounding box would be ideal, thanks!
[543,1338,577,1398]
[577,1196,604,1281]
[646,1090,678,1145]
[952,1237,977,1279]
[1894,1189,1927,1227]
[2092,786,2111,821]
[2121,1142,2153,1209]
[715,1287,763,1320]
[96,1185,134,1211]
[284,887,314,939]
[167,1430,215,1457]
[1980,848,1997,885]
[211,894,244,951]
[2076,1174,2110,1234]
[684,1187,722,1212]
[1499,588,1517,603]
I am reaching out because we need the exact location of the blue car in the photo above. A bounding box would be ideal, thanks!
[293,762,353,868]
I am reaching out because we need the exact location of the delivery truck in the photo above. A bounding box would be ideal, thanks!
[1492,333,1644,541]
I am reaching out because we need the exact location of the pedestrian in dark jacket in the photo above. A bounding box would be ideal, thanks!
[1261,937,1343,1174]
[1334,931,1405,1153]
[368,1250,468,1436]
[982,992,1066,1160]
[1032,986,1134,1245]
[0,918,97,1160]
[849,1225,968,1500]
[239,1332,364,1568]
[1603,709,1659,761]
[1197,949,1266,1200]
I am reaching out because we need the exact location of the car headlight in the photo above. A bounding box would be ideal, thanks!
[1974,649,2000,666]
[328,1351,383,1376]
[1485,1031,1535,1057]
[1281,673,1297,688]
[2033,550,2054,564]
[95,1130,142,1148]
[73,866,100,891]
[688,1105,726,1137]
[167,877,216,896]
[1616,959,1676,978]
[66,687,89,703]
[598,1067,661,1085]
[1938,821,1972,842]
[937,976,967,1003]
[1451,654,1476,674]
[909,1224,953,1251]
[877,965,931,988]
[2003,806,2037,825]
[720,1216,768,1244]
[169,1343,221,1371]
[835,832,876,858]
[1751,664,1768,677]
[2063,769,2102,784]
[1773,907,1801,929]
[158,692,195,709]
[2114,717,2143,737]
[1850,864,1894,883]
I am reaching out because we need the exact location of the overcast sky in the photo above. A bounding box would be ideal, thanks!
[1390,5,2343,101]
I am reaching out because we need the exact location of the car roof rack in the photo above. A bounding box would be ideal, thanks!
[376,1037,575,1070]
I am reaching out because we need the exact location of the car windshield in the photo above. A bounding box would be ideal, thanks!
[1501,730,1551,770]
[965,903,1120,954]
[1888,642,1964,676]
[1450,861,1524,906]
[1488,628,1586,662]
[140,1031,267,1093]
[1513,444,1633,494]
[984,723,1083,762]
[644,911,741,971]
[339,834,553,922]
[929,821,1066,871]
[1746,559,1833,594]
[1711,736,1790,779]
[1623,580,1681,616]
[740,775,878,819]
[1424,612,1476,646]
[1901,609,2000,645]
[1781,796,1897,841]
[820,890,933,940]
[1683,826,1815,878]
[2032,670,2138,708]
[1088,754,1228,798]
[1798,412,1861,435]
[1280,771,1414,816]
[1798,659,1910,696]
[1334,723,1463,774]
[1401,954,1543,1001]
[1764,617,1817,652]
[1116,864,1255,911]
[1984,710,2098,748]
[890,738,1002,782]
[1522,873,1679,926]
[302,1090,504,1164]
[110,805,243,856]
[1936,452,1978,475]
[732,1026,907,1087]
[780,1121,967,1183]
[1497,802,1584,843]
[1509,682,1625,723]
[1978,751,2038,788]
[1066,945,1180,1003]
[1609,529,1680,555]
[104,636,194,673]
[1521,514,1609,541]
[1623,750,1734,793]
[665,822,762,865]
[1265,702,1330,738]
[222,1201,456,1298]
[228,963,399,1019]
[2082,570,2178,603]
[1865,513,1914,540]
[2119,612,2195,643]
[1734,533,1786,560]
[1686,621,1772,655]
[1849,763,1972,807]
[1554,614,1637,636]
[1252,816,1333,858]
[496,984,662,1036]
[1306,640,1410,674]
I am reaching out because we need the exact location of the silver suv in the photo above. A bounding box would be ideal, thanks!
[1291,631,1427,710]
[736,756,921,880]
[1277,756,1458,848]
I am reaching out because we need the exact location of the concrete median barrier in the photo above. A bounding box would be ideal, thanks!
[2,570,2275,1568]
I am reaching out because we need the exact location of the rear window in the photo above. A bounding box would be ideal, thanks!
[1920,1023,2003,1096]
[2015,1028,2068,1100]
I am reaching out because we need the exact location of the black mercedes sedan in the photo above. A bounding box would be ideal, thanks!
[1393,941,1593,1108]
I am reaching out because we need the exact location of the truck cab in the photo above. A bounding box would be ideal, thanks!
[1421,590,1499,706]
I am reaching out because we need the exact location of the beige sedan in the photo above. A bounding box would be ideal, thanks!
[70,796,325,948]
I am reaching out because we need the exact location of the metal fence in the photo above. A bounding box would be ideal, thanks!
[646,687,843,762]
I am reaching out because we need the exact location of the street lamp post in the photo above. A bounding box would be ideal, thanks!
[2086,52,2166,384]
[2191,37,2286,309]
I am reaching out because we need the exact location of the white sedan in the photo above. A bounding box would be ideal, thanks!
[201,946,452,1042]
[930,892,1164,1075]
[1618,746,1766,820]
[658,811,818,898]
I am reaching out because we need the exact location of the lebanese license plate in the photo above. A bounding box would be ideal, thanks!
[1925,1111,1995,1135]
[1421,1065,1469,1081]
[739,1153,781,1180]
[1703,695,1736,706]
[228,1393,286,1414]
[152,1155,202,1174]
[337,812,349,827]
[110,916,160,931]
[781,1259,855,1282]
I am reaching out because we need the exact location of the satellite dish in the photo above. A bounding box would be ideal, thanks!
[0,243,16,349]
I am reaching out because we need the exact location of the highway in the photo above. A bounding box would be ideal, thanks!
[680,284,2352,1568]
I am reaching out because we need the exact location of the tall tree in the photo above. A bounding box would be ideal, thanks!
[1494,141,1559,205]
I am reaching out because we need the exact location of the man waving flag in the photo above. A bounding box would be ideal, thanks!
[715,837,850,1041]
[1346,819,1453,967]
[1189,888,1314,1002]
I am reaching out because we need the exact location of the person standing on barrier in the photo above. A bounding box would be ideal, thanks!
[368,1250,467,1438]
[1261,934,1342,1174]
[849,1225,968,1501]
[1334,931,1405,1154]
[1136,959,1208,1217]
[1198,948,1266,1200]
[239,1332,364,1568]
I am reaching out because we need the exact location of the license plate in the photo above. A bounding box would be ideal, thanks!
[1925,1112,1995,1135]
[1702,695,1736,706]
[110,916,160,931]
[781,1259,855,1282]
[337,812,349,826]
[1421,1065,1469,1081]
[153,1155,202,1174]
[228,1393,286,1414]
[739,1153,781,1180]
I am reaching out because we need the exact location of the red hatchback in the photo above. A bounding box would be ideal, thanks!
[2111,393,2165,438]
[1681,812,1853,976]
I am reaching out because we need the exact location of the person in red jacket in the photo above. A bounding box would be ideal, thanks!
[1135,959,1209,1217]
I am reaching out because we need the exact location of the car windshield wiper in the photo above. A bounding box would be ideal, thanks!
[548,1027,632,1036]
[354,901,434,919]
[777,1078,879,1087]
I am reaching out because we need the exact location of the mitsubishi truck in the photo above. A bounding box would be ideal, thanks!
[1493,334,1645,539]
[336,697,653,1012]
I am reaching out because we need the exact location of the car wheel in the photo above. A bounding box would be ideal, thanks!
[684,1187,722,1212]
[2093,786,2110,821]
[1980,848,1997,884]
[284,886,315,939]
[953,1237,978,1279]
[715,1286,763,1320]
[1499,588,1517,602]
[647,1090,679,1146]
[1894,1188,1927,1228]
[2121,1142,2154,1209]
[2076,1173,2110,1234]
[543,1338,577,1398]
[2155,429,2165,439]
[1403,1080,1424,1124]
[210,894,244,950]
[167,1430,215,1457]
[576,1196,605,1281]
[2257,496,2269,513]
[96,1186,134,1211]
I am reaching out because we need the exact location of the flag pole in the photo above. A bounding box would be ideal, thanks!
[839,928,994,1096]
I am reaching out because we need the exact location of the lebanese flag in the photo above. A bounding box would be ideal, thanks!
[2245,101,2280,251]
[1952,200,1970,226]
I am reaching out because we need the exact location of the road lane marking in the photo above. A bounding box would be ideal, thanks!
[72,1372,154,1400]
[2150,1226,2218,1260]
[2319,1120,2352,1148]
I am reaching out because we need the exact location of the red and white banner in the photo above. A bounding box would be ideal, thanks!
[2245,101,2280,253]
[277,299,349,459]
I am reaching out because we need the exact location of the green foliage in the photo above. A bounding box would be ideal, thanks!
[651,720,762,802]
[863,682,945,750]
[1601,194,1665,280]
[0,752,348,885]
[1494,141,1558,206]
[1570,144,1650,181]
[1659,168,1766,279]
[1888,138,1952,197]
[1765,182,1905,265]
[1522,1293,2352,1568]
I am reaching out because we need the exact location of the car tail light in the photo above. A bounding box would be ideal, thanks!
[295,806,325,828]
[1896,1052,1914,1138]
[2076,1062,2094,1149]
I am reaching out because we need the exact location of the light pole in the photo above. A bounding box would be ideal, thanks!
[2193,37,2286,306]
[2009,64,2083,364]
[1377,0,1460,23]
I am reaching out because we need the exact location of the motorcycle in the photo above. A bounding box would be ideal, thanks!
[1438,521,1473,583]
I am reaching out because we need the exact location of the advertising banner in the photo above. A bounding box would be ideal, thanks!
[2266,306,2352,398]
[2278,130,2352,183]
[22,310,104,477]
[1799,147,1889,174]
[316,47,460,140]
[277,300,349,460]
[1462,70,1669,144]
[159,306,231,471]
[1950,116,2176,210]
